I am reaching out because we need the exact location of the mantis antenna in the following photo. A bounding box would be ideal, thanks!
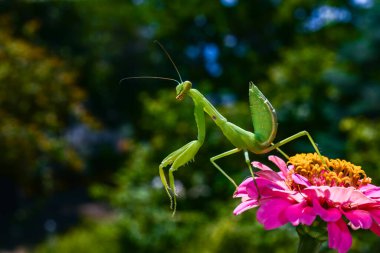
[119,76,180,85]
[119,41,184,85]
[153,40,184,83]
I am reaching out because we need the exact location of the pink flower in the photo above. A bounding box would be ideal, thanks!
[233,153,380,253]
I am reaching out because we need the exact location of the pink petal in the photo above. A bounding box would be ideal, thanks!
[246,180,260,199]
[286,202,316,226]
[360,184,380,198]
[300,206,317,225]
[285,202,303,226]
[268,155,289,176]
[369,209,380,224]
[312,197,341,222]
[233,189,248,198]
[303,186,327,199]
[251,161,272,171]
[326,187,354,203]
[233,178,253,197]
[344,210,372,229]
[238,177,254,188]
[370,221,380,236]
[250,177,289,198]
[368,209,380,238]
[233,199,259,215]
[255,170,283,182]
[291,173,310,187]
[255,171,289,191]
[256,198,292,230]
[359,184,378,191]
[323,186,358,204]
[348,190,377,205]
[305,186,376,205]
[328,219,352,253]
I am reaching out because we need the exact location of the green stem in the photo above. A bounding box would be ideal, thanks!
[297,231,322,253]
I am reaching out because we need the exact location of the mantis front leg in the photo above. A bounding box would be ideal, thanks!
[159,98,205,214]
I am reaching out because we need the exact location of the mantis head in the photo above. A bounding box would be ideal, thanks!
[176,81,192,101]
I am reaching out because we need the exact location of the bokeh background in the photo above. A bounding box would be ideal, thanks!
[1,0,380,252]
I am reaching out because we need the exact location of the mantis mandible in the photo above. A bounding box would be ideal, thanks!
[122,41,322,214]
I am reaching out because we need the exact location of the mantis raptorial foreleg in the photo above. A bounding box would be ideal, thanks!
[159,140,203,213]
[158,96,205,213]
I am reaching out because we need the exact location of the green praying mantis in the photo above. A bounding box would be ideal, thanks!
[122,41,322,214]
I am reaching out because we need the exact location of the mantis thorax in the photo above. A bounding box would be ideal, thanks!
[176,81,192,101]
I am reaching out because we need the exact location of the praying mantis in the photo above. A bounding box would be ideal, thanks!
[122,41,322,214]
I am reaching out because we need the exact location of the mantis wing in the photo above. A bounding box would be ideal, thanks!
[249,82,278,147]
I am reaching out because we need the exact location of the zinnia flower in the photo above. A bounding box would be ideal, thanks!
[233,153,380,253]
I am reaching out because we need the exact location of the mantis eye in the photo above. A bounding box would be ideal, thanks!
[183,81,192,90]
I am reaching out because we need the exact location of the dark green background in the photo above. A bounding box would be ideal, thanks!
[1,0,380,252]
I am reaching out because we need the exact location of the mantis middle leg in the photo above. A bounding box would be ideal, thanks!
[210,149,262,198]
[210,148,241,188]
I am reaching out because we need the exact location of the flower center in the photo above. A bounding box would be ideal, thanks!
[287,153,371,188]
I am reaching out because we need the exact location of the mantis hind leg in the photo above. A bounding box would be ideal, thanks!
[272,145,289,159]
[266,130,322,157]
[210,148,241,188]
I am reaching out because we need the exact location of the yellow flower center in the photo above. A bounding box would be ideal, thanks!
[287,153,371,188]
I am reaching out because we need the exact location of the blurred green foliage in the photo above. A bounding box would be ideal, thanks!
[0,16,99,191]
[1,0,380,252]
